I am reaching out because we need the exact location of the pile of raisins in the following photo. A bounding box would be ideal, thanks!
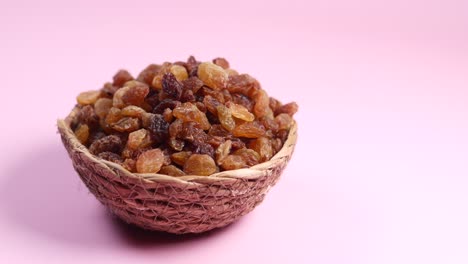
[72,56,298,176]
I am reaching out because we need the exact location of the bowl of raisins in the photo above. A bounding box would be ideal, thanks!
[57,56,298,234]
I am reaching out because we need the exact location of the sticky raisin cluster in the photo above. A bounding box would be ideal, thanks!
[71,56,298,176]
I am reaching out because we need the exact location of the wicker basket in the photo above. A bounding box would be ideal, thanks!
[57,108,297,234]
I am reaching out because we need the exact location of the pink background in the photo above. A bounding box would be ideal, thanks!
[1,0,468,263]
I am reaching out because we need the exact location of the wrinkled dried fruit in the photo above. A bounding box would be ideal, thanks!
[212,57,230,69]
[220,155,247,170]
[275,102,299,116]
[234,148,260,166]
[77,90,101,105]
[275,113,293,130]
[173,102,211,130]
[170,65,188,82]
[74,124,90,144]
[147,114,169,143]
[253,89,270,118]
[227,102,255,121]
[112,117,140,132]
[161,73,183,100]
[98,151,123,163]
[127,129,152,150]
[71,57,297,175]
[217,105,235,131]
[249,137,273,162]
[121,105,146,118]
[89,135,122,155]
[171,151,192,166]
[232,121,266,138]
[182,76,204,93]
[136,149,164,173]
[113,70,134,87]
[216,140,232,164]
[197,62,228,90]
[94,98,113,119]
[137,64,161,85]
[160,165,186,176]
[183,154,217,176]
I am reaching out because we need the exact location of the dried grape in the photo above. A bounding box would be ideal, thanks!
[183,154,217,176]
[136,149,164,173]
[197,62,228,90]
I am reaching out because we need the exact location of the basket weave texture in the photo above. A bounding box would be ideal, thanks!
[57,108,297,234]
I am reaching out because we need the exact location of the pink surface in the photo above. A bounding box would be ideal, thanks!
[1,0,468,263]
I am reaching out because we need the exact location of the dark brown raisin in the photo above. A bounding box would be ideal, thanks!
[153,99,181,114]
[147,114,169,144]
[180,89,195,102]
[182,77,204,93]
[98,151,123,163]
[113,70,134,87]
[89,135,123,155]
[162,72,183,100]
[78,105,99,129]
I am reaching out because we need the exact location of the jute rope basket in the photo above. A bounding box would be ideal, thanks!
[57,108,297,234]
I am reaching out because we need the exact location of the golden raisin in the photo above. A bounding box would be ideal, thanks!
[171,151,192,166]
[183,154,217,176]
[173,102,211,130]
[253,89,270,118]
[112,117,140,132]
[275,113,293,130]
[159,165,186,177]
[77,90,101,105]
[136,149,164,173]
[94,98,113,119]
[74,124,90,145]
[127,129,152,150]
[227,102,255,121]
[197,62,228,90]
[121,105,147,118]
[249,137,273,162]
[220,155,247,170]
[217,105,235,131]
[233,148,260,166]
[232,121,266,138]
[170,65,189,82]
[216,140,232,164]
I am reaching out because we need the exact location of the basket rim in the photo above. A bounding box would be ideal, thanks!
[57,107,297,184]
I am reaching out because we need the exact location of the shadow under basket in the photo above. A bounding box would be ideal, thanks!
[57,109,297,234]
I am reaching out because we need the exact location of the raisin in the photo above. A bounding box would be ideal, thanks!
[269,97,282,113]
[136,149,164,173]
[94,98,113,119]
[162,108,174,123]
[173,102,211,130]
[232,121,266,138]
[259,116,279,134]
[77,90,101,105]
[271,138,283,153]
[231,138,246,150]
[179,121,207,143]
[182,76,204,93]
[121,83,150,107]
[112,117,140,132]
[227,101,255,121]
[168,137,185,151]
[123,158,137,172]
[121,105,147,118]
[195,102,207,113]
[89,135,122,155]
[253,89,270,118]
[220,155,247,170]
[170,65,188,82]
[190,142,215,157]
[201,87,225,103]
[216,140,232,164]
[127,129,152,150]
[79,105,99,129]
[171,151,192,166]
[113,70,134,87]
[208,124,232,138]
[180,89,195,102]
[275,113,293,130]
[147,114,169,143]
[231,93,254,112]
[227,74,259,96]
[275,102,298,116]
[153,99,181,114]
[277,129,289,143]
[206,135,225,148]
[169,118,183,138]
[212,57,230,69]
[233,148,260,166]
[217,105,235,131]
[98,152,123,163]
[160,165,186,176]
[137,64,162,85]
[74,124,90,145]
[145,91,160,108]
[186,55,200,77]
[249,137,273,162]
[101,82,120,96]
[183,154,217,176]
[151,62,171,90]
[203,95,221,114]
[161,72,183,100]
[197,62,228,90]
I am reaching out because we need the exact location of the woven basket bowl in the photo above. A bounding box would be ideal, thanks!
[57,107,297,234]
